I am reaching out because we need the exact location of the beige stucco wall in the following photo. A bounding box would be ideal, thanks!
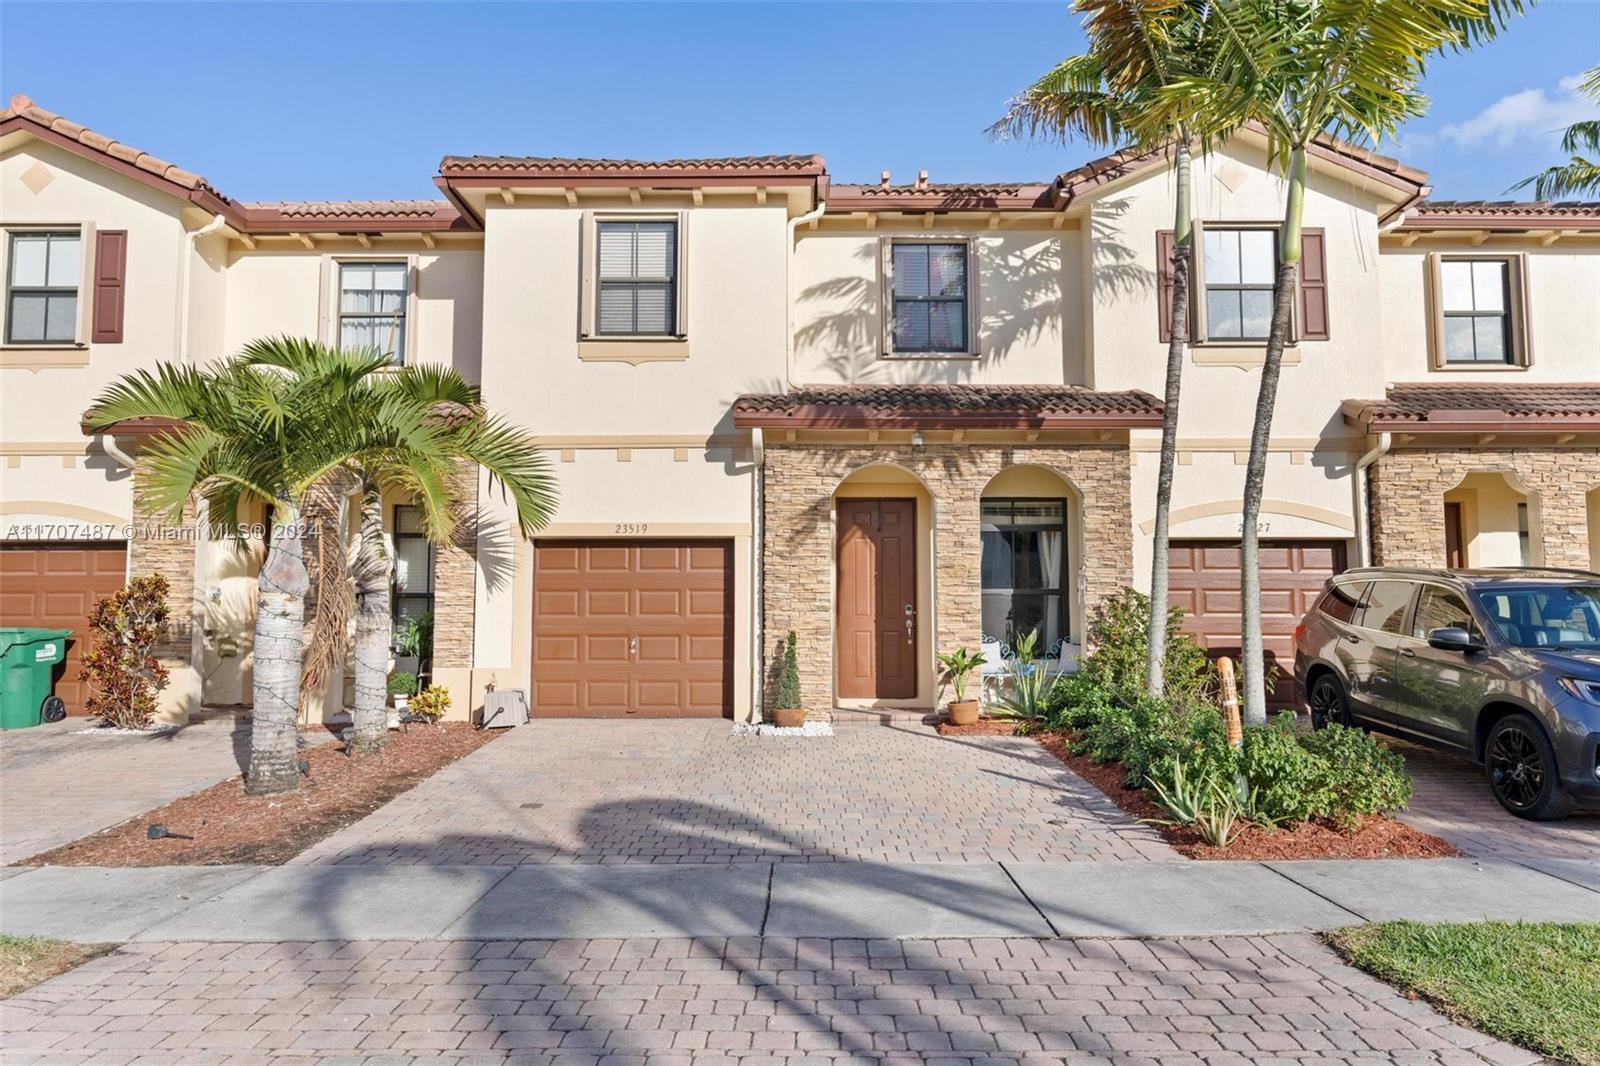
[470,201,788,720]
[1,139,190,538]
[1378,243,1600,382]
[791,226,1084,385]
[1445,472,1530,567]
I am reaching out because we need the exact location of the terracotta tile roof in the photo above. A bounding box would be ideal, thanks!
[438,154,826,176]
[244,200,455,219]
[1,93,230,202]
[733,384,1163,429]
[827,180,1056,212]
[1397,199,1600,231]
[1341,383,1600,432]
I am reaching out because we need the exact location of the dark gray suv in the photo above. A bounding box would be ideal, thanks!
[1293,567,1600,820]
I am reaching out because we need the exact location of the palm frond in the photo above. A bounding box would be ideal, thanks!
[448,416,559,539]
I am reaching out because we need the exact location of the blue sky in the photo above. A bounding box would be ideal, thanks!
[3,1,1596,204]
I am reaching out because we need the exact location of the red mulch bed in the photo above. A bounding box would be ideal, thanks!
[938,718,1460,861]
[23,723,497,867]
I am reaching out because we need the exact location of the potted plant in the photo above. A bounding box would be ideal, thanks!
[388,671,418,720]
[938,646,986,726]
[772,631,807,728]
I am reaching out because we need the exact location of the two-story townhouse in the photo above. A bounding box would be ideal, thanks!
[2,94,1595,727]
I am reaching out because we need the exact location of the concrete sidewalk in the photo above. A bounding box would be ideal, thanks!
[4,856,1596,943]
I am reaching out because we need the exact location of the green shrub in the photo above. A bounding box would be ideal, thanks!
[776,631,802,709]
[1237,715,1333,826]
[1300,722,1413,827]
[1081,588,1211,706]
[387,671,418,698]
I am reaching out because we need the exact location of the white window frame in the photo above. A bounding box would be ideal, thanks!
[0,222,95,348]
[880,236,980,358]
[1190,220,1300,345]
[579,211,688,341]
[318,254,418,365]
[1426,252,1531,370]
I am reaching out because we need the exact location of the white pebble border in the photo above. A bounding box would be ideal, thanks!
[730,720,835,737]
[74,724,180,736]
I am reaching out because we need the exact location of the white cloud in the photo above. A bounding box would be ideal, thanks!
[1436,73,1597,149]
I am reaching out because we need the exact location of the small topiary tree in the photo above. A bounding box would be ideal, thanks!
[776,631,802,710]
[79,575,170,730]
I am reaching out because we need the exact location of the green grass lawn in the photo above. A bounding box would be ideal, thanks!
[1329,921,1600,1066]
[0,934,114,999]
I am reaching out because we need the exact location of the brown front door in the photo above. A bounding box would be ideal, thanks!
[836,499,917,700]
[1167,539,1347,709]
[532,539,732,718]
[1444,502,1465,568]
[0,542,128,715]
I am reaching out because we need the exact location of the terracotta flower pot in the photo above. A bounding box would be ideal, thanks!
[772,707,807,728]
[947,699,980,726]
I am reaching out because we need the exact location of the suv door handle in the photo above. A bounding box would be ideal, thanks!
[1399,648,1416,658]
[1343,633,1360,644]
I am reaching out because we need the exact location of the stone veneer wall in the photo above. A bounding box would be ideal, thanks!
[126,468,198,683]
[760,442,1134,716]
[431,461,480,671]
[1369,446,1599,569]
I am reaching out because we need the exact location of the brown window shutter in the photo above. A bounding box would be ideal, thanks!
[91,230,127,343]
[1156,229,1175,342]
[1298,227,1329,341]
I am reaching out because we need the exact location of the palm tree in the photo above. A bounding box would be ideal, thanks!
[233,346,557,755]
[87,345,365,793]
[1131,0,1524,721]
[993,0,1221,697]
[1512,67,1600,199]
[88,338,557,787]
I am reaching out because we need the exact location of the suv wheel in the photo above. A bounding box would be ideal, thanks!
[1308,674,1351,730]
[1485,714,1573,820]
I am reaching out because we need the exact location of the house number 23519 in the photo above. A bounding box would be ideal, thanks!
[615,523,649,535]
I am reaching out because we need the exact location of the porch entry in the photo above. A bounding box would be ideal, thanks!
[836,498,917,699]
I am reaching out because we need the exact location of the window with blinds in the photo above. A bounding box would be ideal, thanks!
[596,220,677,336]
[890,241,968,353]
[339,261,408,363]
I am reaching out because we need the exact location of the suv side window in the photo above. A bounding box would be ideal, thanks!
[1360,580,1414,635]
[1411,585,1480,642]
[1318,582,1364,624]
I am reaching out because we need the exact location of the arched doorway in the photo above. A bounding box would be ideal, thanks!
[1443,472,1537,567]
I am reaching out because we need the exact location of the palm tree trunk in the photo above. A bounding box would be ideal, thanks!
[1239,146,1307,724]
[350,484,391,755]
[247,500,310,795]
[1147,140,1193,698]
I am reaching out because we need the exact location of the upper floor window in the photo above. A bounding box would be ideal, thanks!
[1202,228,1275,341]
[1440,258,1511,364]
[1428,254,1529,369]
[596,220,677,336]
[339,262,407,363]
[888,241,970,354]
[6,230,79,345]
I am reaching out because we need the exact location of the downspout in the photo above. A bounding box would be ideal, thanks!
[179,213,228,364]
[753,192,826,721]
[750,427,765,723]
[785,199,827,389]
[1353,431,1392,566]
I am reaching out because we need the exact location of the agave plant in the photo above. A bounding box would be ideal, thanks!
[988,630,1060,725]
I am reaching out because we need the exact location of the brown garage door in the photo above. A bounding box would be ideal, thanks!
[533,540,732,718]
[0,543,128,715]
[1168,539,1347,708]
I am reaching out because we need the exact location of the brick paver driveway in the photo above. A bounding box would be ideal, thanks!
[0,715,254,866]
[293,719,1174,866]
[1388,739,1600,860]
[1,933,1537,1064]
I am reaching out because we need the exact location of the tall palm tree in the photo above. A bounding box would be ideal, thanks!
[235,345,557,755]
[1512,66,1600,199]
[993,0,1221,696]
[1131,0,1524,721]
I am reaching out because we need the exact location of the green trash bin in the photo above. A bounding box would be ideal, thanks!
[0,627,74,730]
